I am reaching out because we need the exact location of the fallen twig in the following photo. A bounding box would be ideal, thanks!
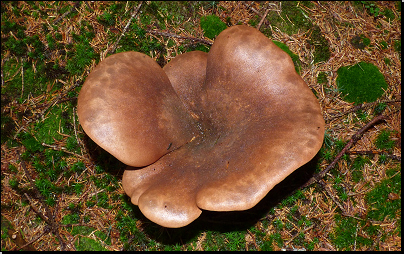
[284,224,315,246]
[33,80,80,111]
[53,1,81,25]
[243,1,271,27]
[18,153,69,251]
[108,1,143,55]
[41,142,87,160]
[147,30,214,46]
[303,114,387,188]
[14,226,47,251]
[325,99,400,122]
[13,81,80,139]
[256,8,270,30]
[242,2,262,16]
[347,150,401,161]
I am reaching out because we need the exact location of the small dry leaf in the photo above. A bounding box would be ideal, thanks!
[388,193,400,200]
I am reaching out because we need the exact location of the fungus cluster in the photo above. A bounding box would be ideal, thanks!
[77,25,325,228]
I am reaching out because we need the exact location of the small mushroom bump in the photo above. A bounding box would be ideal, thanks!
[78,25,325,228]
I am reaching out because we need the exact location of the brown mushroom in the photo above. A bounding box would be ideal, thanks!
[77,25,325,228]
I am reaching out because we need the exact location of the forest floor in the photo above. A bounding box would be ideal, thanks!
[1,1,401,251]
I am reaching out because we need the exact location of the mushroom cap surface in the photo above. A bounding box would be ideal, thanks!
[78,25,325,228]
[77,51,198,167]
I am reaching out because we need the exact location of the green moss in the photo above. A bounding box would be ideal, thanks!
[374,102,387,115]
[1,114,15,145]
[273,219,284,231]
[71,161,85,173]
[335,184,348,201]
[116,23,162,55]
[307,26,331,63]
[365,166,401,221]
[272,232,284,247]
[393,39,401,54]
[97,11,115,26]
[351,156,370,182]
[154,1,199,28]
[97,192,110,209]
[70,226,94,236]
[375,130,396,151]
[1,58,48,101]
[32,106,69,145]
[336,62,388,104]
[66,136,79,152]
[355,109,369,122]
[266,1,313,35]
[75,237,108,251]
[143,1,165,28]
[317,72,328,84]
[281,189,305,207]
[379,40,388,49]
[26,34,46,60]
[187,43,210,53]
[62,213,80,225]
[73,182,84,195]
[9,177,19,189]
[260,238,274,251]
[273,41,302,74]
[66,39,98,75]
[35,178,57,206]
[200,15,227,39]
[306,237,319,250]
[350,34,371,49]
[360,1,382,17]
[331,215,365,250]
[3,35,27,56]
[20,132,44,153]
[248,15,260,27]
[223,231,245,250]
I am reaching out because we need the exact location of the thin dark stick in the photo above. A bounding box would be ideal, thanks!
[257,8,270,30]
[41,142,87,159]
[243,1,270,27]
[303,114,387,188]
[19,154,53,221]
[325,99,400,122]
[242,2,261,16]
[23,193,50,222]
[347,150,401,161]
[109,2,143,54]
[14,228,47,251]
[53,1,81,25]
[18,153,68,250]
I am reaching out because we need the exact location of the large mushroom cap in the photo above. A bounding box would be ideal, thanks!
[78,25,325,228]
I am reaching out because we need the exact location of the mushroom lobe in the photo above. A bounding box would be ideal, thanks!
[122,25,325,228]
[77,51,197,167]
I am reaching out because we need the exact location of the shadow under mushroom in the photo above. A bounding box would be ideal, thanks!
[77,25,325,228]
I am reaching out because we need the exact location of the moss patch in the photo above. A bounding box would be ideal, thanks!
[200,15,227,39]
[365,166,401,222]
[336,62,388,104]
[265,1,313,35]
[317,72,328,84]
[307,26,331,63]
[350,34,371,49]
